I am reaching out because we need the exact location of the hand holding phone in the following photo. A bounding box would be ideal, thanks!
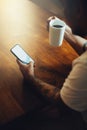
[10,44,34,64]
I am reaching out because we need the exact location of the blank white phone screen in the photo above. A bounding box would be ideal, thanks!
[11,45,33,64]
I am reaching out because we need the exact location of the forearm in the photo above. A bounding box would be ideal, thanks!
[27,76,60,104]
[47,16,87,55]
[65,31,87,55]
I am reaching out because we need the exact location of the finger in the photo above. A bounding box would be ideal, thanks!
[51,16,56,19]
[29,61,35,68]
[47,16,58,31]
[16,59,27,67]
[16,59,35,68]
[48,16,56,21]
[16,59,22,66]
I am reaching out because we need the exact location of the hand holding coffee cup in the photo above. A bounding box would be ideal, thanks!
[49,18,66,46]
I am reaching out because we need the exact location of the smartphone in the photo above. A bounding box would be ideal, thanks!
[10,44,34,64]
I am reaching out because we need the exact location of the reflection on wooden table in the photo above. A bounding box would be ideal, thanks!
[0,0,78,124]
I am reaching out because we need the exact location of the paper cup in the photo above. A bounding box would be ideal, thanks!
[49,19,66,46]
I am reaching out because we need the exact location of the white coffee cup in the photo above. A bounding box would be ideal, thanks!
[49,18,66,46]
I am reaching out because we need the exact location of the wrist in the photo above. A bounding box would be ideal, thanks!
[82,42,87,52]
[24,75,35,85]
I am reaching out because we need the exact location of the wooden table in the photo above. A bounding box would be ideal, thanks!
[0,0,78,124]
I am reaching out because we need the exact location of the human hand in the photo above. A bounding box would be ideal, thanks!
[16,60,35,81]
[47,16,57,31]
[47,16,72,34]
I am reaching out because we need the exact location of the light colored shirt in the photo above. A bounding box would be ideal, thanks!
[60,51,87,112]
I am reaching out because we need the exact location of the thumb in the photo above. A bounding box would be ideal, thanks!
[16,59,22,65]
[29,61,35,68]
[16,59,27,67]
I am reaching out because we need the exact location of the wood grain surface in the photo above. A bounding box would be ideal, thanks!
[0,0,78,124]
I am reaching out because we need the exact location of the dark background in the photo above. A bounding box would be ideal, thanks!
[31,0,87,36]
